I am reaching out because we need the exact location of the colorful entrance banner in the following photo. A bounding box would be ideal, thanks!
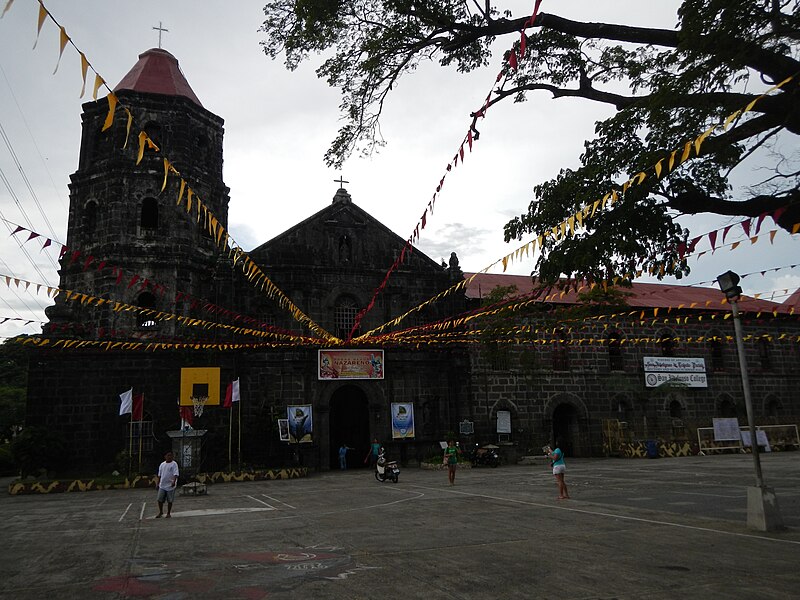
[287,405,313,443]
[318,349,384,380]
[391,403,415,439]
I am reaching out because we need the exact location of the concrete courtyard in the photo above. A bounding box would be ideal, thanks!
[1,453,799,599]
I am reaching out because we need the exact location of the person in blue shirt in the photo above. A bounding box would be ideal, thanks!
[547,440,570,500]
[338,444,352,470]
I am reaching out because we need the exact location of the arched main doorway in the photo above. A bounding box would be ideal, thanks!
[329,385,370,469]
[552,403,580,457]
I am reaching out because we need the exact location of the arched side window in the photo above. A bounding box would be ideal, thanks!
[140,197,158,232]
[659,329,675,357]
[143,121,162,147]
[137,292,158,329]
[335,296,359,339]
[607,330,623,371]
[552,328,569,371]
[669,400,683,419]
[83,200,98,234]
[765,396,781,418]
[757,335,772,371]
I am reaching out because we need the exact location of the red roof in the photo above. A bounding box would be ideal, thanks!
[114,48,202,106]
[464,273,794,314]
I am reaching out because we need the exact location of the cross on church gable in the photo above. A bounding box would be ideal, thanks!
[334,176,349,188]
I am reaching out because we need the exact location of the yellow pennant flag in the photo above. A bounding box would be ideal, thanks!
[567,215,575,236]
[750,235,758,244]
[694,124,715,155]
[123,109,133,148]
[654,158,664,178]
[32,3,47,48]
[161,158,171,192]
[793,222,800,234]
[186,188,194,212]
[731,241,740,250]
[92,74,104,100]
[723,110,741,130]
[102,93,117,131]
[136,131,147,164]
[53,26,69,75]
[769,230,777,244]
[79,53,89,97]
[590,199,600,218]
[668,149,678,171]
[176,179,186,206]
[680,141,692,163]
[1,0,15,18]
[635,171,646,185]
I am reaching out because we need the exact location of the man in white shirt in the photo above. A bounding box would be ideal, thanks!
[155,451,180,518]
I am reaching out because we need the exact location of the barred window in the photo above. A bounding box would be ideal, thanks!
[607,331,623,371]
[757,336,772,371]
[141,197,158,231]
[552,329,569,371]
[335,297,359,339]
[709,334,725,371]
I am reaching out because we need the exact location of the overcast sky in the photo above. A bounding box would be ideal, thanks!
[1,0,798,341]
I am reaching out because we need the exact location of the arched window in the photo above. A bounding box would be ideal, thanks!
[708,331,725,371]
[766,397,781,418]
[137,292,158,329]
[140,197,158,232]
[552,328,569,371]
[717,397,737,419]
[83,200,98,234]
[757,335,772,371]
[335,296,359,339]
[607,330,623,371]
[669,400,683,419]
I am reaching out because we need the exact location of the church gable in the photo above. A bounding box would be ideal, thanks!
[251,190,442,274]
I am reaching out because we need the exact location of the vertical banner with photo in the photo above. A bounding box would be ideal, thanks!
[287,405,313,443]
[277,419,289,442]
[391,402,415,439]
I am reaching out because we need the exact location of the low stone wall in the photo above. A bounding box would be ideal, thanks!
[7,467,309,495]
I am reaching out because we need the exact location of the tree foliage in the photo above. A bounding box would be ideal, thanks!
[260,1,800,283]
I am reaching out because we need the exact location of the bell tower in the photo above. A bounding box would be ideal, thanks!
[46,48,229,339]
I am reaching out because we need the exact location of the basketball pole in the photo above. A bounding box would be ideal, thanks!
[228,402,233,471]
[137,394,144,473]
[237,394,242,468]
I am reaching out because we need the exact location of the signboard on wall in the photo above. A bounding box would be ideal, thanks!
[318,349,384,380]
[643,356,707,388]
[391,403,415,439]
[712,417,741,441]
[496,410,511,434]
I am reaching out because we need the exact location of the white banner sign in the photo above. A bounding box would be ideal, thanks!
[645,372,708,388]
[496,410,511,434]
[713,418,741,441]
[643,356,706,372]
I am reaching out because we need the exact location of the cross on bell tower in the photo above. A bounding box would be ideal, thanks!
[153,21,169,48]
[334,175,349,189]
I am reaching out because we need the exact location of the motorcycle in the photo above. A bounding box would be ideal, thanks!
[375,453,400,483]
[469,444,501,468]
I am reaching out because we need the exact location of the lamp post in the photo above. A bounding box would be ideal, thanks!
[715,270,783,531]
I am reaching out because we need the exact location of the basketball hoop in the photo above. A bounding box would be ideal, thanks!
[190,396,208,417]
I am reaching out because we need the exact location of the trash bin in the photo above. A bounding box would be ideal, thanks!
[645,440,659,459]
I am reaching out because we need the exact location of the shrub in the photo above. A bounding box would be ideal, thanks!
[10,427,67,478]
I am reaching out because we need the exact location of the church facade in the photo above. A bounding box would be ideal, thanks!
[24,48,800,473]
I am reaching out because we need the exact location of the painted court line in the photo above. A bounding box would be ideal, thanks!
[118,503,132,522]
[262,493,296,509]
[246,495,277,509]
[139,502,146,521]
[167,507,274,518]
[409,484,800,546]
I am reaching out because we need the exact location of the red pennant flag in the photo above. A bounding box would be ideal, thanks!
[115,268,124,285]
[41,238,52,251]
[520,32,526,58]
[755,213,767,234]
[772,207,787,224]
[708,230,717,251]
[721,224,733,244]
[508,50,518,70]
[83,256,94,271]
[26,232,40,242]
[467,130,473,151]
[70,250,81,264]
[421,210,427,229]
[59,246,68,259]
[459,144,464,162]
[741,219,751,237]
[10,225,25,236]
[132,393,144,421]
[127,275,141,289]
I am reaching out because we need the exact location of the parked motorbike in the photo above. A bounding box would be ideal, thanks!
[375,453,400,483]
[469,444,501,468]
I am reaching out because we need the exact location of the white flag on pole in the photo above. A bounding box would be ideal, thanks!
[119,388,133,415]
[231,378,240,403]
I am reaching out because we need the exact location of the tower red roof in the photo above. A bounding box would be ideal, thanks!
[114,48,202,107]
